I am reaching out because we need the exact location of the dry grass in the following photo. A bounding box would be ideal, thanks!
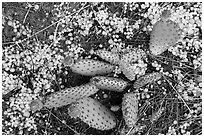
[2,2,202,135]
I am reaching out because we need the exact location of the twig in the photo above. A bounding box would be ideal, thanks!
[2,4,90,46]
[53,22,60,46]
[44,110,51,135]
[149,53,195,69]
[126,127,134,135]
[49,110,80,135]
[162,74,192,112]
[2,41,16,45]
[23,6,31,24]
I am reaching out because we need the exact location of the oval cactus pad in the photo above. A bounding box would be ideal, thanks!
[94,49,120,65]
[68,97,117,130]
[133,72,162,89]
[149,19,181,55]
[44,83,99,109]
[122,92,139,127]
[90,76,128,92]
[70,59,115,76]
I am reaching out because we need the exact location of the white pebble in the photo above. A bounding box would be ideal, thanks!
[7,21,13,26]
[103,94,108,99]
[49,35,54,40]
[23,111,30,117]
[110,105,120,112]
[34,4,40,10]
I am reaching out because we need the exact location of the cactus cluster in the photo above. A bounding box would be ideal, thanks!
[29,11,172,132]
[94,48,147,81]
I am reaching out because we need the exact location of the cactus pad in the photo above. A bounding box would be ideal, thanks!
[95,49,120,65]
[133,72,162,89]
[43,83,99,109]
[119,48,147,81]
[122,92,139,127]
[68,97,117,130]
[90,76,128,92]
[121,48,146,63]
[149,19,181,55]
[70,59,115,76]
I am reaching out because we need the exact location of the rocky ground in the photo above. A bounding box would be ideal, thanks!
[2,2,202,135]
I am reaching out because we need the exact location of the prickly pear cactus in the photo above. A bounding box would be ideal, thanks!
[68,59,115,76]
[29,83,99,111]
[149,19,181,55]
[121,48,147,63]
[68,97,117,130]
[44,83,99,108]
[133,72,162,89]
[90,76,128,92]
[94,49,120,65]
[122,92,139,127]
[119,48,147,81]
